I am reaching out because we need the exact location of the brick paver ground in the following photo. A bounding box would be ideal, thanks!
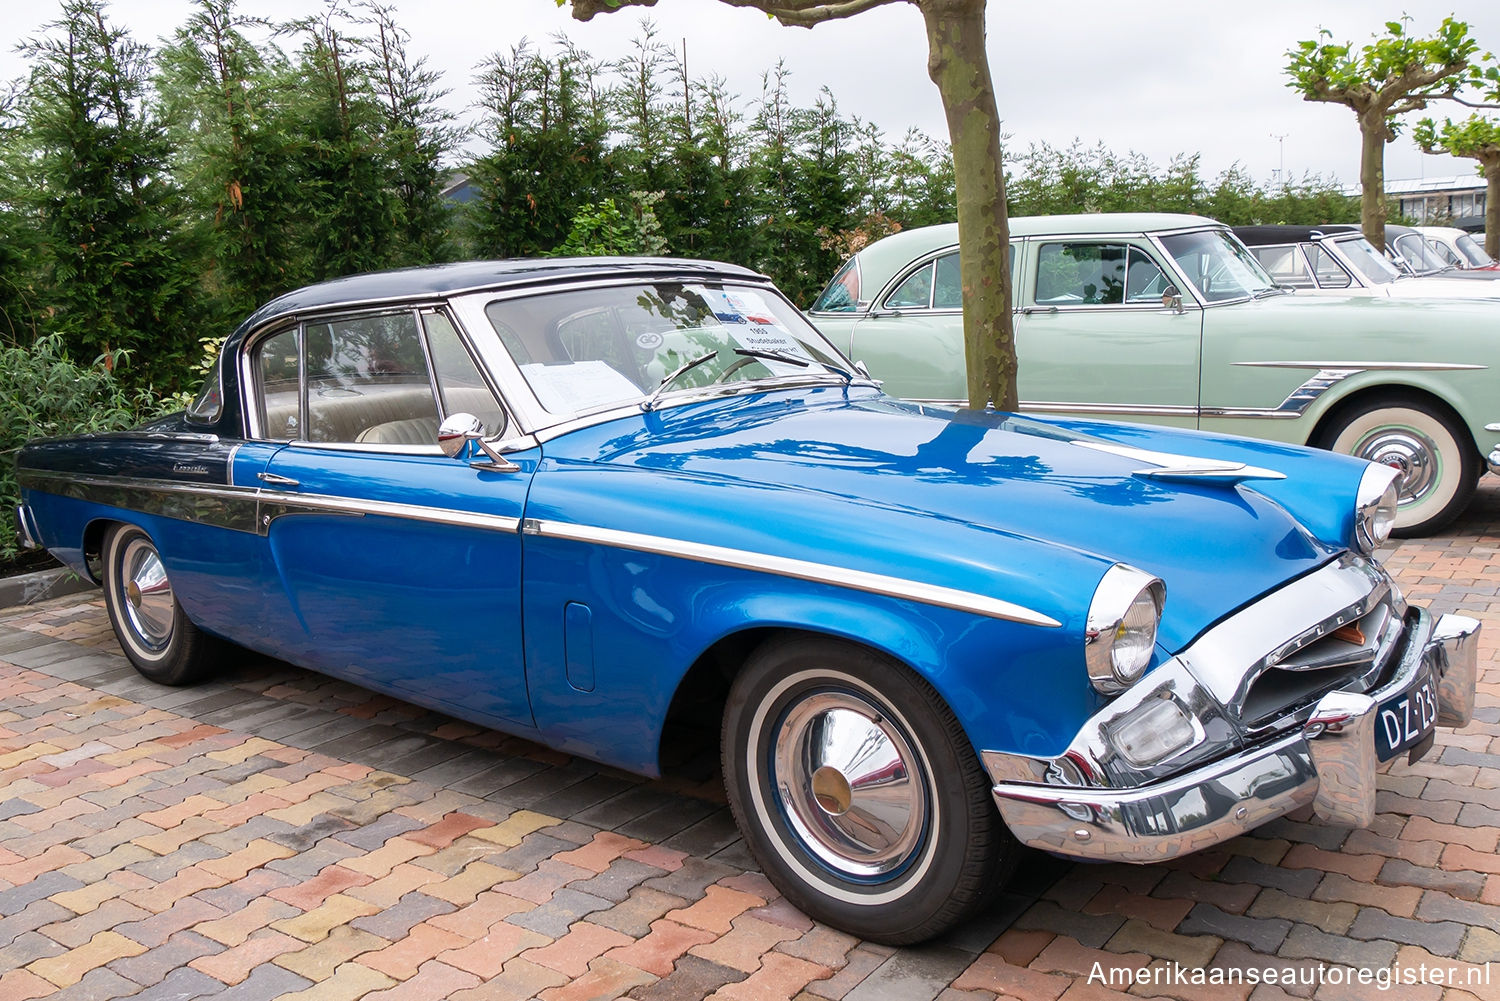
[0,478,1496,1001]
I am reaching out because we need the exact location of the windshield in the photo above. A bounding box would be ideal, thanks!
[1456,234,1495,268]
[1392,233,1451,275]
[485,281,854,415]
[1157,230,1279,302]
[811,256,861,312]
[1332,236,1401,284]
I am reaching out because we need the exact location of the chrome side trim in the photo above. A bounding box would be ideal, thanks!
[19,469,522,538]
[1020,401,1201,418]
[20,471,261,535]
[1488,448,1500,477]
[526,519,1062,628]
[259,494,520,534]
[1233,361,1487,371]
[1485,422,1500,432]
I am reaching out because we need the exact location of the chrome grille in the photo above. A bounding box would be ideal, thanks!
[1240,592,1404,728]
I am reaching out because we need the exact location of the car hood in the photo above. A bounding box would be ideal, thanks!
[541,388,1347,652]
[1385,276,1500,298]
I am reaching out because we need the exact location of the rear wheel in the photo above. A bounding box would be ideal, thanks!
[101,524,219,685]
[722,636,1013,944]
[1319,396,1478,537]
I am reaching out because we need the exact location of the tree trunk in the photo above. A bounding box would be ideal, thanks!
[1485,156,1500,262]
[1357,110,1388,252]
[920,0,1015,411]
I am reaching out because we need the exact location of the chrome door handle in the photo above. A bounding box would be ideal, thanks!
[257,472,300,488]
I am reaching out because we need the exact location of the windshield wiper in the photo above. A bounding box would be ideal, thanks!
[733,347,855,384]
[1253,286,1292,298]
[642,350,717,411]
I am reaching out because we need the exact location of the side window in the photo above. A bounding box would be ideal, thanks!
[423,310,507,437]
[1123,247,1170,302]
[304,312,439,444]
[1305,245,1352,288]
[1250,246,1313,288]
[1430,241,1461,266]
[887,261,935,308]
[932,253,962,309]
[1036,243,1127,305]
[255,328,302,440]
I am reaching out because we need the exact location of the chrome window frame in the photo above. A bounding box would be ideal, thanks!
[1025,238,1192,313]
[873,243,1019,316]
[1246,243,1316,290]
[1145,226,1280,308]
[1302,240,1356,289]
[447,275,870,439]
[239,301,509,455]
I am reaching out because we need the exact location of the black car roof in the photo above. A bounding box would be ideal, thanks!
[235,257,768,336]
[1233,224,1359,246]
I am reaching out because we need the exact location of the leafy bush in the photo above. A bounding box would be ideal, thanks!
[1,335,163,564]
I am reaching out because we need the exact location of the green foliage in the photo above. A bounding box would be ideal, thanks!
[15,0,211,394]
[1414,113,1500,161]
[553,192,668,256]
[1,336,162,562]
[1004,141,1357,225]
[1285,16,1483,108]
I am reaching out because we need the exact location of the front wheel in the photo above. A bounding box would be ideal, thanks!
[722,636,1013,944]
[1319,397,1478,537]
[101,524,220,685]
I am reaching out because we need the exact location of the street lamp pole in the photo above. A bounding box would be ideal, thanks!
[1271,133,1288,188]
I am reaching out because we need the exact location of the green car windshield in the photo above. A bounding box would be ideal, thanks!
[1158,230,1280,303]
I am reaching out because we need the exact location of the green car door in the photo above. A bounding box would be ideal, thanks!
[1013,239,1203,429]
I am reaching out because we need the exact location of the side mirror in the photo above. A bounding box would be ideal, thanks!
[1161,285,1185,313]
[437,412,520,472]
[438,412,483,457]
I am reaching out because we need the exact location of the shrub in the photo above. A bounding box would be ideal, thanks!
[1,335,163,564]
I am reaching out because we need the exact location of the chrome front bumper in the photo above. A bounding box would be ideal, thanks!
[989,609,1479,863]
[1487,446,1499,477]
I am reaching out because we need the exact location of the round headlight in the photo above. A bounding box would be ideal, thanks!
[1085,565,1165,694]
[1354,463,1401,555]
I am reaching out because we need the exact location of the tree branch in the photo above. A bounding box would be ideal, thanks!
[1446,93,1500,110]
[566,0,902,27]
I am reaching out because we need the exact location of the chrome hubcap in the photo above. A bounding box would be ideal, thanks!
[773,692,928,880]
[1355,428,1439,505]
[120,539,173,651]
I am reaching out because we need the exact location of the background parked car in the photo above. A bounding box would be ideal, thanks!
[810,214,1500,536]
[1233,225,1500,298]
[1386,224,1500,281]
[1415,225,1500,271]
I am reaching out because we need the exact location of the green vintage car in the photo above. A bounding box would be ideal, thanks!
[809,214,1500,536]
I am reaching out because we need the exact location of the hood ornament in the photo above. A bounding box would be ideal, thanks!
[1073,441,1287,484]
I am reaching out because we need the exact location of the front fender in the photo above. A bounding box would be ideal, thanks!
[519,529,1099,776]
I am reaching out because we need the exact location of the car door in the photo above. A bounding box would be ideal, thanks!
[1014,239,1203,428]
[848,249,996,403]
[245,307,539,727]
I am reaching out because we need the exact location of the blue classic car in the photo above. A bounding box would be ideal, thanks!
[14,259,1479,943]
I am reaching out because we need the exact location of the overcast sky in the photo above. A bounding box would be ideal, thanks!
[3,0,1496,190]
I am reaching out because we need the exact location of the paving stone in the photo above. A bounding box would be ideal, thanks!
[0,900,73,948]
[337,812,426,852]
[43,965,140,1001]
[628,953,748,1000]
[641,859,739,905]
[350,892,457,940]
[1347,909,1465,956]
[1277,924,1397,970]
[0,930,67,972]
[1218,857,1323,898]
[0,871,85,915]
[846,944,977,1001]
[506,888,613,938]
[1379,859,1488,899]
[216,961,315,1000]
[1178,904,1291,955]
[109,930,224,985]
[569,858,671,904]
[124,965,224,1001]
[1013,900,1126,950]
[591,888,692,939]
